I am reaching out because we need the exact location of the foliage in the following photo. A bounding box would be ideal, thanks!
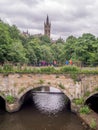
[38,79,44,84]
[73,98,84,105]
[0,20,98,67]
[6,95,15,104]
[79,105,91,114]
[40,66,56,73]
[90,118,97,129]
[0,65,98,74]
[3,64,14,72]
[60,66,80,73]
[58,83,65,89]
[84,91,90,97]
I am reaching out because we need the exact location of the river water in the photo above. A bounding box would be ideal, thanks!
[0,89,87,130]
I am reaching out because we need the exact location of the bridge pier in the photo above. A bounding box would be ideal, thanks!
[6,100,21,113]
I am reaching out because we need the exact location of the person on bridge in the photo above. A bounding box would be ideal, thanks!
[69,59,73,65]
[65,60,69,65]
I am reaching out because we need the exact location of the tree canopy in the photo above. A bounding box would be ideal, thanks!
[0,20,98,66]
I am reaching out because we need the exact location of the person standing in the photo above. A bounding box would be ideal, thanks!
[69,59,73,65]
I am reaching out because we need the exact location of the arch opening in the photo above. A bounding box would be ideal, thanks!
[85,93,98,113]
[0,96,6,112]
[19,86,71,113]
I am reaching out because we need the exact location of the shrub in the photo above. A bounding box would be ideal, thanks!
[6,95,15,104]
[73,98,84,105]
[40,66,56,73]
[79,105,91,114]
[90,118,96,129]
[3,64,14,72]
[60,66,80,73]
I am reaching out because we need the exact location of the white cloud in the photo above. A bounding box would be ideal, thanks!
[0,0,98,39]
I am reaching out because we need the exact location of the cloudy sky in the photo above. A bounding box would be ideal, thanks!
[0,0,98,39]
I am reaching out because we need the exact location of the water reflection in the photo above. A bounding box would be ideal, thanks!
[33,93,67,114]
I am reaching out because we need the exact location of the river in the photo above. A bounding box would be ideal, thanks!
[0,87,87,130]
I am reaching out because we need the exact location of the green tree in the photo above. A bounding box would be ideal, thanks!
[40,45,53,63]
[8,41,27,64]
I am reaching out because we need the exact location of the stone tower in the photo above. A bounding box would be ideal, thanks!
[44,15,51,38]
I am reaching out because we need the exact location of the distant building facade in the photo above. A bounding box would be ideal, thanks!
[23,30,30,37]
[22,16,51,39]
[44,15,51,38]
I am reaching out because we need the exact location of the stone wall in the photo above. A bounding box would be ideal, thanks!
[0,74,98,112]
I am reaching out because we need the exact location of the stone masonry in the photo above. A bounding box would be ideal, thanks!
[0,74,98,112]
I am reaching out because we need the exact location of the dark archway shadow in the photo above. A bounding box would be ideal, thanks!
[85,93,98,113]
[20,90,35,110]
[0,96,6,113]
[19,86,71,112]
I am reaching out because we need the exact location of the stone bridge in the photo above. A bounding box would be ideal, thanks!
[0,74,98,112]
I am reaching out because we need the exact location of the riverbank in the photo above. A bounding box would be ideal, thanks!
[72,104,98,130]
[78,111,98,130]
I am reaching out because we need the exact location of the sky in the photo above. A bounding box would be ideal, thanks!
[0,0,98,40]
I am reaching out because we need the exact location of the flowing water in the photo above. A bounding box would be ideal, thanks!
[0,89,87,130]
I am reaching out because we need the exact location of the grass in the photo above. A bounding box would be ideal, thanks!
[0,64,98,75]
[60,66,80,73]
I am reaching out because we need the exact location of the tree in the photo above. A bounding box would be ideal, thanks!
[25,41,37,65]
[64,35,77,60]
[74,33,97,65]
[8,25,20,40]
[40,45,53,63]
[8,41,27,64]
[40,35,51,44]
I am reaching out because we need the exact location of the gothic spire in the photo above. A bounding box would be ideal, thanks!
[46,15,49,24]
[44,15,51,38]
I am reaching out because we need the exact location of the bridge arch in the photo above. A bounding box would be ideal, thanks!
[18,85,71,101]
[85,92,98,113]
[18,86,71,110]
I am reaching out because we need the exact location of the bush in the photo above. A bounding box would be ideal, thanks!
[73,98,84,105]
[79,105,91,114]
[60,66,80,73]
[3,64,14,72]
[6,95,15,104]
[90,118,96,129]
[40,66,56,73]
